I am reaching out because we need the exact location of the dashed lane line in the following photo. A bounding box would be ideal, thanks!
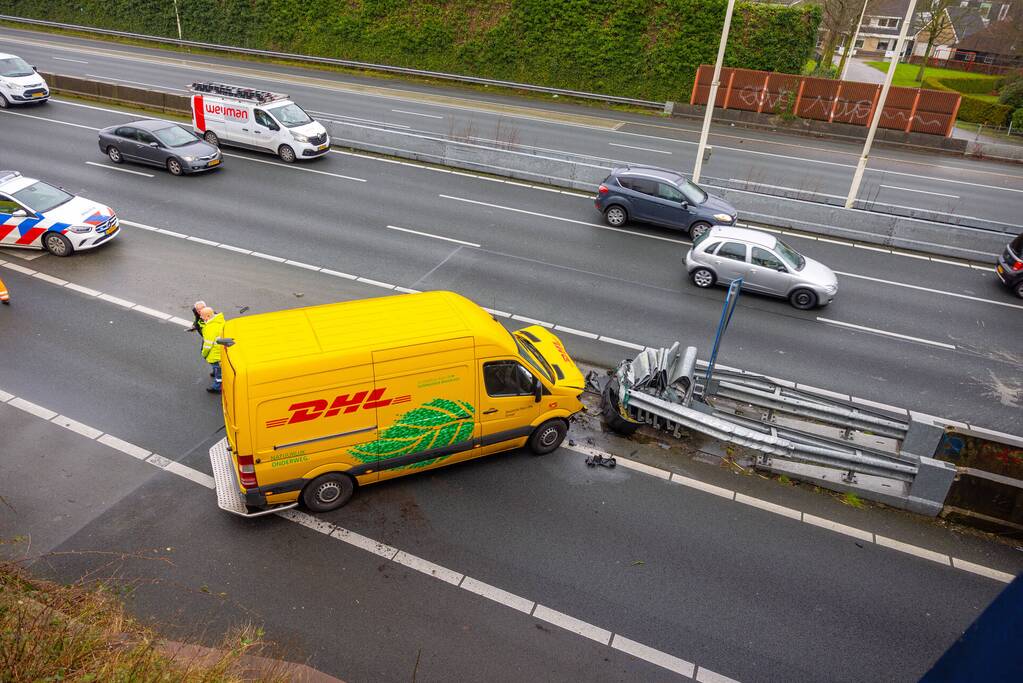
[3,246,1018,447]
[816,317,958,350]
[6,383,742,679]
[561,444,1016,584]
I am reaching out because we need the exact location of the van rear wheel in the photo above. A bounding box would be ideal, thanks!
[302,473,355,512]
[528,419,568,455]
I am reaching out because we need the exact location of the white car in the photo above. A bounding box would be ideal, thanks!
[190,81,329,162]
[0,171,119,257]
[0,53,49,107]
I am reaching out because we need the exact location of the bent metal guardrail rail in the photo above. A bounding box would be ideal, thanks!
[0,15,667,110]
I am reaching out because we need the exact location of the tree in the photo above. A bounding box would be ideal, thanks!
[817,0,870,75]
[913,0,985,82]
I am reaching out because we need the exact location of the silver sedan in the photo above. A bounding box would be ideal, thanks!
[684,226,837,309]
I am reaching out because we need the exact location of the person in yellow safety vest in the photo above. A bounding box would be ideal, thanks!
[199,307,226,393]
[0,275,9,305]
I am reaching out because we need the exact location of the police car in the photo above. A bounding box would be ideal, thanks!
[0,171,119,256]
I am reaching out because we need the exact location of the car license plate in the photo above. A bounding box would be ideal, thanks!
[31,92,44,98]
[208,159,220,166]
[317,143,328,151]
[105,225,118,235]
[997,264,1004,274]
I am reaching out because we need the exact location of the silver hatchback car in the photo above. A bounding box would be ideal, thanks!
[685,226,838,309]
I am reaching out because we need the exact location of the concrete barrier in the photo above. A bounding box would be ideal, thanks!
[43,72,191,114]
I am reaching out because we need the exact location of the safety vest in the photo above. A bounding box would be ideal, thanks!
[0,276,8,303]
[201,313,226,363]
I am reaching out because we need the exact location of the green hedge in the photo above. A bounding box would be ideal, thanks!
[6,0,821,103]
[924,76,1014,126]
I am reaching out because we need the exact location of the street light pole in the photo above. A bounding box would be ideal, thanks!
[840,0,871,81]
[845,0,918,208]
[692,0,737,184]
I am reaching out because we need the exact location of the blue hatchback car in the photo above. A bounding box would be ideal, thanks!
[594,166,737,239]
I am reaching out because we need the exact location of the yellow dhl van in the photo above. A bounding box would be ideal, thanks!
[208,291,586,516]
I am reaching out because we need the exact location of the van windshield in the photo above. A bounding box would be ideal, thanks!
[267,103,312,128]
[0,57,34,78]
[515,336,554,383]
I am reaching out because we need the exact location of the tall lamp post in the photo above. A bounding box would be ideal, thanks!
[692,0,737,184]
[840,0,872,81]
[845,0,918,208]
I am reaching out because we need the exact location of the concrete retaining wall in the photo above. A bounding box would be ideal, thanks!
[43,72,191,114]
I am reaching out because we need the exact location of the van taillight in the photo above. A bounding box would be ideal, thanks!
[237,454,258,488]
[598,184,609,194]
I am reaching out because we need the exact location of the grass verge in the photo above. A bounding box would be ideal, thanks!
[865,61,1001,89]
[0,561,288,682]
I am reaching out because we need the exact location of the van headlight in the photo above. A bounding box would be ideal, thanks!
[292,133,309,143]
[713,213,734,223]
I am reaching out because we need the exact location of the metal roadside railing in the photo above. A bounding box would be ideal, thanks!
[594,343,957,516]
[0,15,668,111]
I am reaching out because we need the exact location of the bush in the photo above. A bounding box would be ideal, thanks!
[999,79,1023,108]
[924,76,1014,126]
[937,76,1005,95]
[1013,108,1023,131]
[6,0,822,103]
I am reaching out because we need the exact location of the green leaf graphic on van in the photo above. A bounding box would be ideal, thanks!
[348,398,475,466]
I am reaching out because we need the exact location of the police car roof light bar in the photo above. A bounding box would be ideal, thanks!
[0,170,23,185]
[189,81,289,104]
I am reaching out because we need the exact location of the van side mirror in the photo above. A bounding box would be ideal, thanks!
[533,378,543,403]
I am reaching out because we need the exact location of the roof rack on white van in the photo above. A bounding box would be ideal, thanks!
[189,81,289,105]
[0,170,22,185]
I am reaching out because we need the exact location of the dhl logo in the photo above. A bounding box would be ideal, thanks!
[266,388,410,428]
[551,339,572,363]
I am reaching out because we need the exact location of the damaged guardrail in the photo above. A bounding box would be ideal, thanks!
[592,342,958,516]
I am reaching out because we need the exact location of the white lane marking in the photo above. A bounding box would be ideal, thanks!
[834,271,1023,311]
[252,251,286,262]
[599,335,646,351]
[146,454,172,468]
[394,286,420,294]
[0,108,99,130]
[9,397,58,420]
[51,414,103,439]
[168,316,192,327]
[156,228,187,239]
[532,605,613,645]
[217,244,252,254]
[98,293,135,308]
[386,224,481,248]
[459,577,535,614]
[801,514,875,543]
[875,536,952,566]
[308,110,412,130]
[2,262,37,275]
[854,243,891,254]
[511,313,553,328]
[878,184,960,199]
[284,259,320,271]
[553,325,599,340]
[65,282,101,297]
[483,307,512,318]
[670,474,736,499]
[321,268,357,279]
[0,389,13,402]
[330,526,400,560]
[696,666,742,683]
[391,108,443,119]
[277,509,338,535]
[734,493,801,520]
[221,152,367,182]
[187,235,220,246]
[438,194,690,245]
[612,635,695,678]
[393,550,464,585]
[357,277,395,289]
[817,317,957,350]
[85,73,187,91]
[53,56,89,63]
[164,461,216,489]
[132,305,172,321]
[33,272,68,286]
[850,396,909,417]
[97,434,151,460]
[609,142,671,154]
[84,161,154,177]
[951,558,1016,584]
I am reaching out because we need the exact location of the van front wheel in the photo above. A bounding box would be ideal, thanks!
[302,473,355,512]
[278,144,297,163]
[528,419,568,455]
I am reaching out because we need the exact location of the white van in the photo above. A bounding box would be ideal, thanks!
[189,82,329,163]
[0,53,49,108]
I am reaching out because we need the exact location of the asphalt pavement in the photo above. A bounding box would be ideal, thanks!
[1,52,1022,683]
[1,25,1022,227]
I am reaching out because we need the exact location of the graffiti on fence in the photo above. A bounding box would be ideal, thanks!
[936,430,1023,478]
